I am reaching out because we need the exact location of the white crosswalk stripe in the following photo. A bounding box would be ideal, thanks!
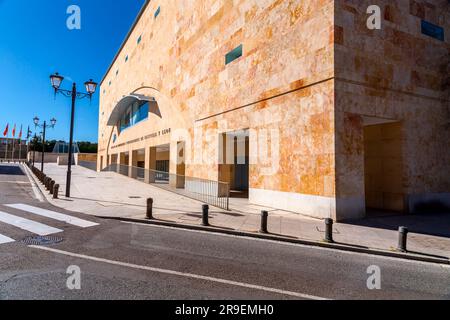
[5,204,99,228]
[0,211,63,236]
[0,233,15,245]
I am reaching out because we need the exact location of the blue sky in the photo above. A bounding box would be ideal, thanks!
[0,0,145,142]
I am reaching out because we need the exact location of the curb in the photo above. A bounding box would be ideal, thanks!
[22,163,449,266]
[22,164,46,203]
[97,216,450,266]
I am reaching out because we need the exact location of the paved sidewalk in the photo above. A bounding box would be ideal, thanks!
[28,163,450,260]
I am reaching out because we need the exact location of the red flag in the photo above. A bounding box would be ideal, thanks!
[3,124,8,137]
[12,124,16,137]
[18,125,23,139]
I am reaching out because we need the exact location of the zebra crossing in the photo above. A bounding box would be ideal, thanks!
[0,203,99,246]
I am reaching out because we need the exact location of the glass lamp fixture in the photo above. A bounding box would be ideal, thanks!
[50,72,64,90]
[84,79,98,95]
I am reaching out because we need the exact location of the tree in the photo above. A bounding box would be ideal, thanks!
[77,141,98,154]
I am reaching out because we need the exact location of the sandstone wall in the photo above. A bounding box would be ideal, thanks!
[335,0,450,218]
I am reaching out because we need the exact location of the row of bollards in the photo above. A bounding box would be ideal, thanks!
[144,197,410,253]
[29,164,60,199]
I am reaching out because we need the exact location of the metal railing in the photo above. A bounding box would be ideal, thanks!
[78,160,97,171]
[102,163,230,210]
[0,159,28,163]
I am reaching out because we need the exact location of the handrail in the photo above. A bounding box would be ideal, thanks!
[101,163,230,211]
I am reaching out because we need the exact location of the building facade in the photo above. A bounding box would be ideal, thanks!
[0,138,28,161]
[98,0,450,221]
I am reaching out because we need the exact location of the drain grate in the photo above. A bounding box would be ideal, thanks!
[129,196,142,199]
[22,236,64,246]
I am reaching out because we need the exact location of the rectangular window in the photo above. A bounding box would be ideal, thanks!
[137,35,142,44]
[225,44,243,65]
[119,101,149,133]
[116,70,119,76]
[125,55,128,62]
[421,20,444,41]
[154,6,161,18]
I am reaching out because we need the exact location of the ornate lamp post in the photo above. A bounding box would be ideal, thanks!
[31,133,39,167]
[33,117,57,173]
[50,72,97,198]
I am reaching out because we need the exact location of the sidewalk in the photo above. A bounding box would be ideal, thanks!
[28,163,450,260]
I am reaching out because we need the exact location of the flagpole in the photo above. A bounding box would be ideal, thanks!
[18,126,23,163]
[4,135,8,161]
[12,137,15,162]
[19,140,22,162]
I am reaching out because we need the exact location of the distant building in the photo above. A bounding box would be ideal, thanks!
[98,0,450,220]
[52,141,80,154]
[0,138,27,160]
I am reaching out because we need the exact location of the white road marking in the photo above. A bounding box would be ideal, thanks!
[30,245,329,300]
[0,233,15,244]
[5,204,99,228]
[0,211,63,236]
[121,221,450,268]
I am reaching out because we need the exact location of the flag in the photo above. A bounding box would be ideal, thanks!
[12,124,16,137]
[3,124,8,137]
[18,125,23,139]
[26,126,31,139]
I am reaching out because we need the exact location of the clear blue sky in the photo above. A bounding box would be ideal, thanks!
[0,0,145,142]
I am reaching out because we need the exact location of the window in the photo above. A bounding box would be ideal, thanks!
[154,6,161,18]
[421,20,444,41]
[137,35,142,44]
[225,44,243,65]
[125,55,128,62]
[118,101,149,133]
[109,81,112,86]
[116,70,119,76]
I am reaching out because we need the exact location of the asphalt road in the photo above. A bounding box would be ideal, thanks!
[0,163,449,300]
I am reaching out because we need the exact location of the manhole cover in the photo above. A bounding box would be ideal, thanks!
[22,236,64,246]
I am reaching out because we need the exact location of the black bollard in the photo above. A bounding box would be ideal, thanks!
[49,180,55,195]
[260,210,269,234]
[398,227,409,252]
[202,204,210,226]
[53,184,59,199]
[146,198,154,220]
[324,218,334,243]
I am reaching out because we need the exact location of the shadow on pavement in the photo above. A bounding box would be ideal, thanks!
[0,165,25,176]
[344,211,450,238]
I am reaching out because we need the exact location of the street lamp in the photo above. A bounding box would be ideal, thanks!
[33,117,57,173]
[31,133,39,167]
[50,72,97,198]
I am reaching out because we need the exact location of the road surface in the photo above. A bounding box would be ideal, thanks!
[0,164,449,300]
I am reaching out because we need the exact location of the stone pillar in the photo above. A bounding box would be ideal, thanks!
[145,147,157,183]
[176,141,186,189]
[118,153,126,174]
[129,150,138,178]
